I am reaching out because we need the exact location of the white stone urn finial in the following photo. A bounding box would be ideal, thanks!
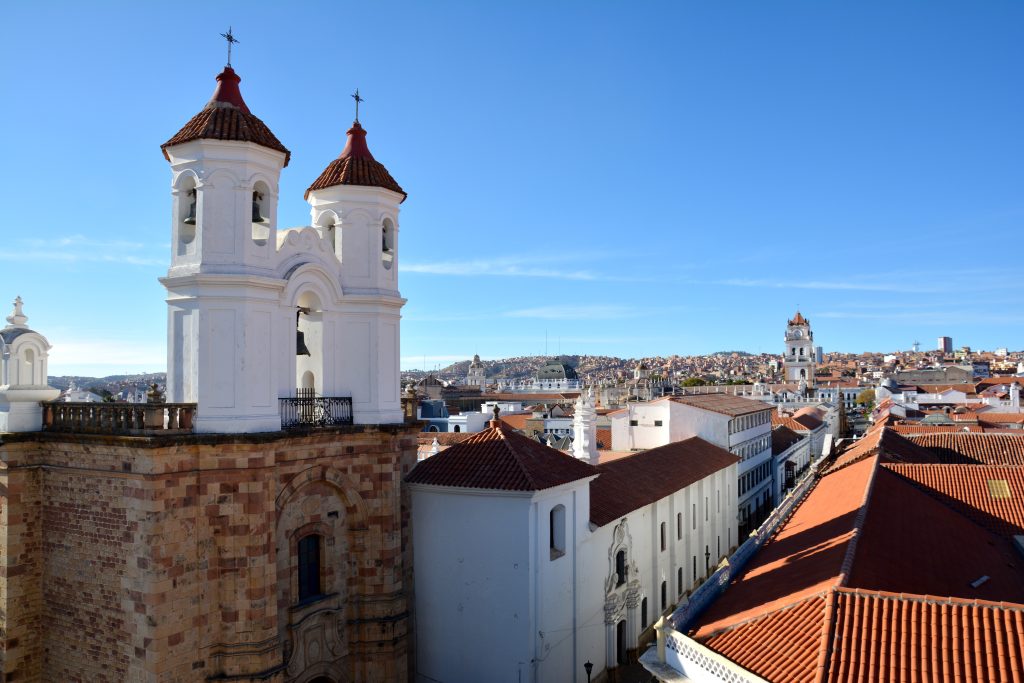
[6,296,28,328]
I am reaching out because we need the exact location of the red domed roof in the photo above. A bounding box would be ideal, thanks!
[304,122,405,201]
[789,310,809,326]
[161,67,290,166]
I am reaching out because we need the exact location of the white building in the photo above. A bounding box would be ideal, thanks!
[496,358,583,393]
[608,394,774,535]
[407,422,738,683]
[0,297,60,432]
[160,66,406,432]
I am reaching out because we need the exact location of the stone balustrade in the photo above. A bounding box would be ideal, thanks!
[42,402,196,435]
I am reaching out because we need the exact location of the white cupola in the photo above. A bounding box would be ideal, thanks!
[0,297,60,432]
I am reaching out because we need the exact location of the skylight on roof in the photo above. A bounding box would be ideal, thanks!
[986,479,1011,500]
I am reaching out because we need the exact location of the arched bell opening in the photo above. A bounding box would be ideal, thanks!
[381,217,395,270]
[295,291,324,397]
[251,180,272,246]
[177,175,198,256]
[314,211,340,259]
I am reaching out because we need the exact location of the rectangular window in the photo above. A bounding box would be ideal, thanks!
[677,512,682,540]
[705,497,708,522]
[677,567,683,596]
[654,420,663,427]
[641,597,648,628]
[692,503,696,529]
[661,580,667,611]
[629,419,638,427]
[298,534,321,603]
[660,522,666,551]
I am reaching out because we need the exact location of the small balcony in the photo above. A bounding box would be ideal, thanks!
[42,402,196,435]
[279,391,353,430]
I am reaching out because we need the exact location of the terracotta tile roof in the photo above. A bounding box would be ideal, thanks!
[694,456,879,636]
[903,433,1024,465]
[771,425,804,455]
[793,413,824,430]
[161,67,290,166]
[304,121,405,201]
[827,427,936,473]
[589,438,738,527]
[978,413,1024,425]
[771,413,807,431]
[702,592,829,683]
[498,413,531,432]
[848,466,1024,603]
[824,589,1024,683]
[406,423,597,491]
[884,463,1024,538]
[415,432,475,447]
[596,428,612,450]
[694,452,1024,682]
[788,310,809,326]
[670,394,772,417]
[890,423,984,434]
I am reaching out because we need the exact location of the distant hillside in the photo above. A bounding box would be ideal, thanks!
[48,372,167,393]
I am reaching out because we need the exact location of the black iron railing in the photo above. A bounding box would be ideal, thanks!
[280,390,353,429]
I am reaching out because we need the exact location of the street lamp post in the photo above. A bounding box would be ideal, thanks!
[584,660,593,683]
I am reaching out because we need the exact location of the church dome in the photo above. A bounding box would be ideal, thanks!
[469,354,483,368]
[537,359,579,381]
[162,67,290,166]
[305,122,406,201]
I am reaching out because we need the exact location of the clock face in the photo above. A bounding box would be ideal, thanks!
[794,330,802,338]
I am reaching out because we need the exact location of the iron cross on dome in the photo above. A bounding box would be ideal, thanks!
[220,27,240,67]
[352,89,364,123]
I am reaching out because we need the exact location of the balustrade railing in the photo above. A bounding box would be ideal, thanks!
[279,391,353,429]
[42,402,196,435]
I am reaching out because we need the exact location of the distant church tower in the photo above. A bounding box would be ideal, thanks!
[784,310,815,383]
[466,354,486,388]
[160,65,406,432]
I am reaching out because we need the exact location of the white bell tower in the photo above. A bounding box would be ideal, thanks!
[303,118,407,425]
[160,64,291,433]
[783,310,815,384]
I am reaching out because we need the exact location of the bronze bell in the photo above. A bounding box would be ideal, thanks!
[183,193,197,225]
[296,330,311,356]
[295,308,311,356]
[252,191,267,223]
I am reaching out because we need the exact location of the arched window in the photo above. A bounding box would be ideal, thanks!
[615,550,626,587]
[297,534,322,602]
[177,176,198,256]
[453,425,461,433]
[549,504,566,559]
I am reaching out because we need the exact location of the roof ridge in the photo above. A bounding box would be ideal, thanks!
[495,424,540,490]
[836,456,881,587]
[833,586,1024,611]
[813,588,840,683]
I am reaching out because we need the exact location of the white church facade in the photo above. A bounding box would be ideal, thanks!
[407,418,738,683]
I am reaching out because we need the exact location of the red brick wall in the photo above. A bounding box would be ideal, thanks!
[0,423,419,682]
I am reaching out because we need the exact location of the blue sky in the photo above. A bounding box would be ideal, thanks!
[2,2,1022,376]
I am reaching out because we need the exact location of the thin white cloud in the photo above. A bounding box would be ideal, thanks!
[1,234,164,267]
[402,259,599,280]
[503,305,649,320]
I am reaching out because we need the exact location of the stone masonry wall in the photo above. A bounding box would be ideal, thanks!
[0,422,419,683]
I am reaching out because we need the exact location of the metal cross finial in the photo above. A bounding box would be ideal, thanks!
[220,27,240,67]
[351,89,364,122]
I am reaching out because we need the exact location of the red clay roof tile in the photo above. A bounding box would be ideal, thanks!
[406,423,597,491]
[589,438,738,527]
[161,67,290,166]
[304,122,405,200]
